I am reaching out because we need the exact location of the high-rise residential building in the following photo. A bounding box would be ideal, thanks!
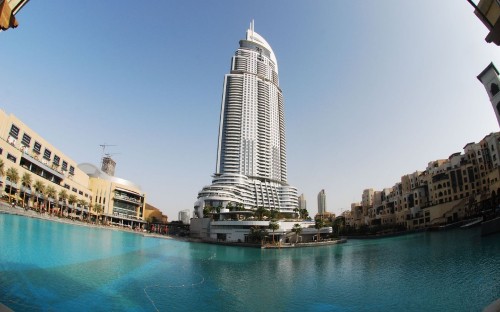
[477,62,500,127]
[298,193,307,211]
[194,21,298,216]
[317,189,326,214]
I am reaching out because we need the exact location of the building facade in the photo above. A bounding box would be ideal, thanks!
[79,163,146,228]
[194,22,298,216]
[0,108,149,227]
[0,109,92,212]
[348,132,500,230]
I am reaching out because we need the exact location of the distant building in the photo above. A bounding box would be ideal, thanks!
[477,62,500,127]
[144,203,168,224]
[178,209,191,224]
[298,193,307,210]
[317,189,326,214]
[468,0,500,45]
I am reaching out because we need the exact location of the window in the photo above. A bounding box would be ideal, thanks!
[53,155,60,166]
[72,187,77,193]
[0,147,3,155]
[21,133,31,147]
[493,83,500,96]
[33,142,41,154]
[63,184,70,190]
[69,166,75,175]
[61,161,68,171]
[79,191,83,195]
[9,124,19,139]
[7,153,16,163]
[43,148,51,160]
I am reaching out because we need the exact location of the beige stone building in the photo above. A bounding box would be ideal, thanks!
[0,109,92,211]
[0,109,152,227]
[349,132,500,230]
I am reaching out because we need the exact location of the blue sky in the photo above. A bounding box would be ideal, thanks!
[2,1,500,219]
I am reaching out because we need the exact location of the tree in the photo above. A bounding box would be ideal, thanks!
[292,223,302,244]
[33,180,45,212]
[300,208,309,220]
[248,226,266,243]
[77,198,86,219]
[68,194,77,216]
[315,218,325,242]
[93,203,103,223]
[46,186,56,215]
[255,206,268,221]
[6,167,19,204]
[226,202,233,211]
[58,189,68,216]
[268,220,279,244]
[21,172,32,208]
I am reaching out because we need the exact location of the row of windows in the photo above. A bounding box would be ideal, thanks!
[10,124,75,175]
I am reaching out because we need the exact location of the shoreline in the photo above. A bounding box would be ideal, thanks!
[0,203,173,241]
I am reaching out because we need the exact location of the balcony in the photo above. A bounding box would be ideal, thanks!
[21,153,65,180]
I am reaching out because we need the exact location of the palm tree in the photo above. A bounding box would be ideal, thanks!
[93,203,103,224]
[21,172,32,209]
[46,185,56,215]
[300,208,309,220]
[0,159,5,198]
[68,194,77,218]
[6,167,19,205]
[255,206,268,221]
[58,189,68,216]
[292,223,302,244]
[77,199,87,219]
[33,180,45,212]
[268,220,279,244]
[315,218,325,242]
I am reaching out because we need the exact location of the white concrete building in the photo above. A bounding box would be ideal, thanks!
[477,62,500,127]
[194,21,298,216]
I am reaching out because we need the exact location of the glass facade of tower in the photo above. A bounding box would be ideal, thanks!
[195,23,298,215]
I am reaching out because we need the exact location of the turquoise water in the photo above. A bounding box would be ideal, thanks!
[0,214,499,311]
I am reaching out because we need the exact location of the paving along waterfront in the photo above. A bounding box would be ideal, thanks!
[1,211,499,312]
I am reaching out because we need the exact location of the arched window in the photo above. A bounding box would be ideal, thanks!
[491,83,500,96]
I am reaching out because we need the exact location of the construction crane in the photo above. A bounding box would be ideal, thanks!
[99,144,116,156]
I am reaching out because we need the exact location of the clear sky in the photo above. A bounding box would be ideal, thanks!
[2,1,500,219]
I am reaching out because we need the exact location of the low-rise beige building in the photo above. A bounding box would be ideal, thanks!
[0,109,151,227]
[349,132,500,230]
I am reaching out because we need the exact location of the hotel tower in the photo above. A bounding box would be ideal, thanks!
[195,22,298,217]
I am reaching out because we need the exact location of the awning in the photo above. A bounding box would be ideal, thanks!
[0,0,18,30]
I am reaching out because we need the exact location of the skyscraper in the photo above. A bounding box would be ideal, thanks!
[317,189,327,215]
[195,21,298,216]
[298,193,307,211]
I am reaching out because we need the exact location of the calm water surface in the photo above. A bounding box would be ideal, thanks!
[0,214,499,311]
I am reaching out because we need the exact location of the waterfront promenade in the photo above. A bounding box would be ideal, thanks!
[0,202,170,240]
